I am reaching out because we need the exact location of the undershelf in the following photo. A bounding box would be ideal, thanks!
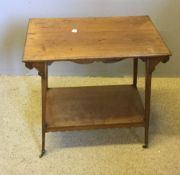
[45,85,145,132]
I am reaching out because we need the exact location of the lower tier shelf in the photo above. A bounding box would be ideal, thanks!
[45,85,145,132]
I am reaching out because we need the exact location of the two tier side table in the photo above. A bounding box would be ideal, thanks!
[23,16,171,157]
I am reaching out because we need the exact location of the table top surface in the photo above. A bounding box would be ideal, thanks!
[23,16,171,62]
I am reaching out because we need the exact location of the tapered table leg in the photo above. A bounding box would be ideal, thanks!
[133,58,138,87]
[39,63,48,158]
[143,59,152,148]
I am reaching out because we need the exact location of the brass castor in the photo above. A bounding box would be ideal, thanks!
[39,149,46,158]
[142,144,148,148]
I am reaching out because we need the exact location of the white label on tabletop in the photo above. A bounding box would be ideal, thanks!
[72,28,78,33]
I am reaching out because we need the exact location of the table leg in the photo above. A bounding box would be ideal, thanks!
[39,63,48,158]
[143,59,152,148]
[133,58,138,87]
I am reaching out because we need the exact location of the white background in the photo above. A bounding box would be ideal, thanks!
[0,0,179,76]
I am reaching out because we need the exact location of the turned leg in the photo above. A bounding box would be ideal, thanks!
[39,63,48,158]
[133,58,138,87]
[143,59,152,148]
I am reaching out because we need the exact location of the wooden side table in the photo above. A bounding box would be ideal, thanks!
[23,16,171,157]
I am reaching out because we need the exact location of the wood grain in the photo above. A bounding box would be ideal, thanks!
[45,85,145,132]
[23,16,171,62]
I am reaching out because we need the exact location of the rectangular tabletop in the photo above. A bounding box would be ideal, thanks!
[23,16,171,62]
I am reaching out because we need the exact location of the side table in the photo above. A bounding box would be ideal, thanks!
[23,16,171,157]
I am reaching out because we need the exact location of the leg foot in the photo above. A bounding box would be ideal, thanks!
[39,149,46,158]
[142,144,148,148]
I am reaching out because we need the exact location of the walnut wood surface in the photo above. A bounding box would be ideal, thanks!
[23,16,171,62]
[45,85,145,132]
